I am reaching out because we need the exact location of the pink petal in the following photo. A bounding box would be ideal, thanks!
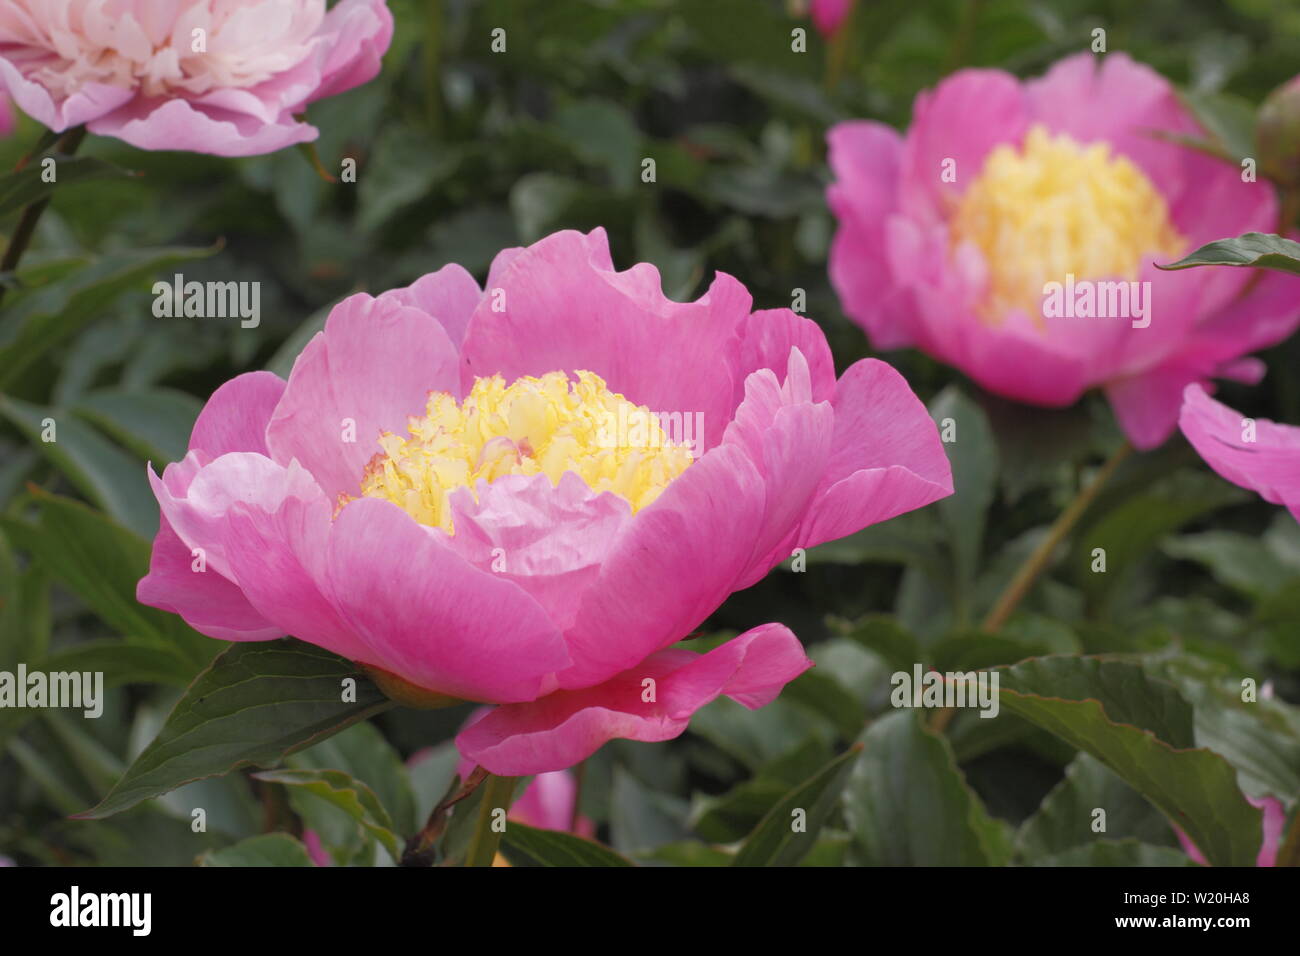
[0,55,132,130]
[265,292,462,500]
[137,512,282,642]
[810,0,854,37]
[900,68,1028,227]
[557,443,767,690]
[1178,384,1300,518]
[459,228,749,452]
[724,349,836,587]
[215,486,374,664]
[376,263,483,351]
[305,0,395,104]
[324,497,571,703]
[138,372,290,642]
[457,623,812,775]
[443,472,632,632]
[798,358,954,548]
[826,121,914,348]
[189,370,285,458]
[86,97,319,157]
[735,307,838,406]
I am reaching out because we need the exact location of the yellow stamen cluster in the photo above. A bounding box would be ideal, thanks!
[949,124,1187,323]
[356,371,694,533]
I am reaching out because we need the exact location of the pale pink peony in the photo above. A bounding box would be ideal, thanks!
[1176,793,1286,867]
[137,227,953,775]
[0,0,392,156]
[826,52,1300,449]
[1179,384,1300,520]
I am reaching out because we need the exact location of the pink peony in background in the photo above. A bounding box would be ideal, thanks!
[1176,793,1286,867]
[0,0,393,156]
[455,751,594,838]
[810,0,854,38]
[826,52,1300,449]
[136,227,953,776]
[1179,384,1300,520]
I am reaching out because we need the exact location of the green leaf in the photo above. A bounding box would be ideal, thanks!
[780,669,863,740]
[0,397,159,538]
[1031,839,1197,867]
[356,127,459,232]
[994,656,1262,867]
[1151,655,1300,802]
[73,387,201,466]
[692,738,833,843]
[731,744,862,867]
[199,833,314,867]
[609,766,690,855]
[844,711,1012,866]
[929,386,997,618]
[289,721,417,836]
[77,639,393,819]
[500,822,635,867]
[0,155,136,218]
[0,559,49,673]
[0,245,216,389]
[552,99,642,193]
[1018,752,1178,861]
[1073,471,1245,607]
[41,640,198,689]
[0,491,210,668]
[1162,531,1296,599]
[840,613,919,671]
[252,768,401,861]
[1158,232,1300,276]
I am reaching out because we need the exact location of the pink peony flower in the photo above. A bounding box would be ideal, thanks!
[810,0,854,38]
[826,52,1300,449]
[1176,793,1286,867]
[302,829,331,867]
[455,752,594,838]
[1179,384,1300,520]
[137,227,953,775]
[0,0,393,156]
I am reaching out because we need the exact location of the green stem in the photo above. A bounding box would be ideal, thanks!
[980,440,1132,634]
[0,126,86,307]
[464,773,517,867]
[569,760,587,833]
[399,765,487,867]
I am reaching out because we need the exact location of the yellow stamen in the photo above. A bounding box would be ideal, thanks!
[353,370,694,533]
[950,124,1187,324]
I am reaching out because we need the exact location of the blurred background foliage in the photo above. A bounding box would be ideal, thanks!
[1,0,1299,866]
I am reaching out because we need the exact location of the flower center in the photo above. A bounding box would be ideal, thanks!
[356,371,695,533]
[949,124,1187,323]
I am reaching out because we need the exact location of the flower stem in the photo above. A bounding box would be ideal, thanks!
[399,765,487,867]
[464,773,517,867]
[980,439,1132,634]
[0,126,86,307]
[569,760,587,833]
